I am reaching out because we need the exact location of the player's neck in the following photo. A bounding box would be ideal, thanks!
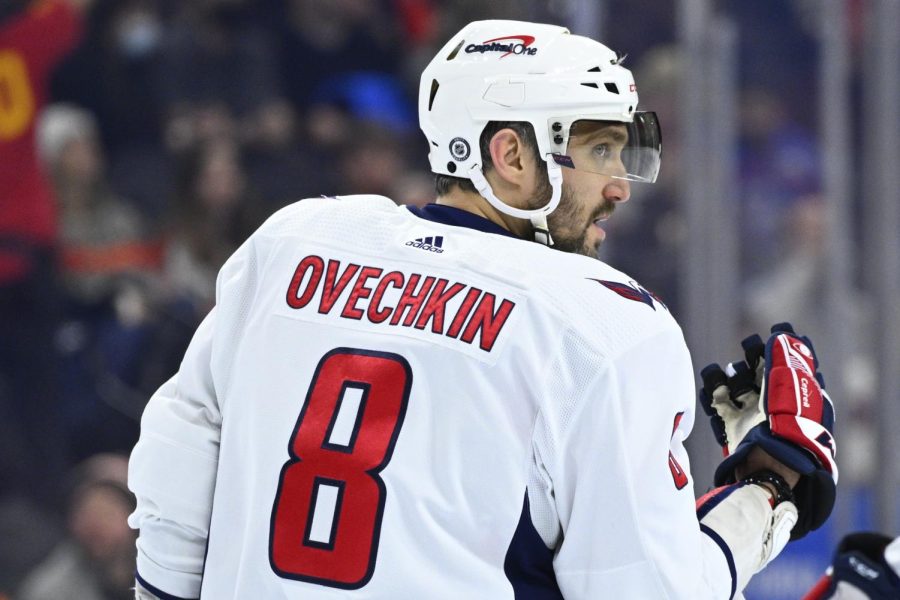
[435,188,531,239]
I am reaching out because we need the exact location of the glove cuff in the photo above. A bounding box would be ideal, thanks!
[713,424,836,540]
[714,423,821,486]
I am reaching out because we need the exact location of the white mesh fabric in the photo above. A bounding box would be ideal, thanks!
[527,413,561,549]
[213,237,259,404]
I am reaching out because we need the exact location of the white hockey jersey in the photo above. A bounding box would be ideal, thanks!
[129,195,750,599]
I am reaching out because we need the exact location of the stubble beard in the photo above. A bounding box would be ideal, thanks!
[529,172,599,259]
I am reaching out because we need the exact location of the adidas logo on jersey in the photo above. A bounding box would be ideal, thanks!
[406,236,444,253]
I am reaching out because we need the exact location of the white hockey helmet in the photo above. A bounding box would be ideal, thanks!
[419,20,661,245]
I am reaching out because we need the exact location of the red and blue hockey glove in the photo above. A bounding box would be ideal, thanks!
[802,533,900,600]
[699,323,837,539]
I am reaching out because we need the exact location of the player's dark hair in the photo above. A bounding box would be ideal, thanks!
[434,121,542,197]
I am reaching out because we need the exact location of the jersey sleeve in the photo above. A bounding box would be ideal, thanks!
[541,326,764,599]
[127,308,220,600]
[127,234,262,599]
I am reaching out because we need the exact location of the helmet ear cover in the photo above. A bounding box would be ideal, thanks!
[434,121,543,197]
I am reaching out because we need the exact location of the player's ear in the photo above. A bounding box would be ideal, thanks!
[487,128,531,187]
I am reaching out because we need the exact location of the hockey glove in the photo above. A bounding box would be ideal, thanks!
[699,323,837,539]
[802,533,900,600]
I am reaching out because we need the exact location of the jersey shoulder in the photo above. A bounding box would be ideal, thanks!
[475,240,682,360]
[256,194,399,236]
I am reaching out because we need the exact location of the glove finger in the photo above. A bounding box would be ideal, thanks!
[741,333,765,370]
[770,322,795,335]
[698,364,722,416]
[725,361,757,406]
[700,363,727,397]
[702,364,742,414]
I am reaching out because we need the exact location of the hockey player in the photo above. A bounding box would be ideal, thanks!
[128,20,838,599]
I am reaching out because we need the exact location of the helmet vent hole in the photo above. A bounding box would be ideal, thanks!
[431,141,439,147]
[604,83,619,94]
[588,66,602,72]
[446,40,465,61]
[447,162,457,174]
[428,79,440,111]
[581,82,599,89]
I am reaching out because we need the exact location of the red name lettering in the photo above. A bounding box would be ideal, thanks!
[285,256,515,352]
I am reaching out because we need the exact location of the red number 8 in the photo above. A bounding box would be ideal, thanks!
[269,348,412,588]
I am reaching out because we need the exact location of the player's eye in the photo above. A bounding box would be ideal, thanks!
[593,144,611,159]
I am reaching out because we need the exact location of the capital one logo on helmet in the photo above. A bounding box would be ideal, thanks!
[465,35,538,58]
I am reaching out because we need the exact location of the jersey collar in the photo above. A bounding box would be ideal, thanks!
[406,203,518,239]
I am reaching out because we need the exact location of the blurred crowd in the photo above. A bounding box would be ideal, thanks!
[0,0,875,598]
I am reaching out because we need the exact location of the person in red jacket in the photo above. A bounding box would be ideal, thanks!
[0,0,93,507]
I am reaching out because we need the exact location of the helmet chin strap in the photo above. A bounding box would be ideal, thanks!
[467,160,563,246]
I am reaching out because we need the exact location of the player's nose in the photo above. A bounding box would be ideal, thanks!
[604,178,631,204]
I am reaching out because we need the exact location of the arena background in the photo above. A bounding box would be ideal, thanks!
[1,1,898,598]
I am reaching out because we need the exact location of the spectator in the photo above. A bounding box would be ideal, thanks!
[737,85,821,277]
[37,103,161,461]
[276,0,402,112]
[165,136,267,314]
[0,494,63,598]
[38,104,161,308]
[159,0,284,154]
[333,121,410,199]
[16,454,137,600]
[50,0,174,217]
[0,0,92,509]
[243,98,336,209]
[744,194,876,484]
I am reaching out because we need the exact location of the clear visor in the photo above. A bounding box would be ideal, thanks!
[550,112,661,183]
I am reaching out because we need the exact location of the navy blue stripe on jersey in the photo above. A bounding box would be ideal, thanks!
[135,572,198,600]
[695,482,744,521]
[504,494,564,599]
[699,524,737,600]
[407,204,518,239]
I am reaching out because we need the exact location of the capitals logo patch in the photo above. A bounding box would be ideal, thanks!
[589,279,668,312]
